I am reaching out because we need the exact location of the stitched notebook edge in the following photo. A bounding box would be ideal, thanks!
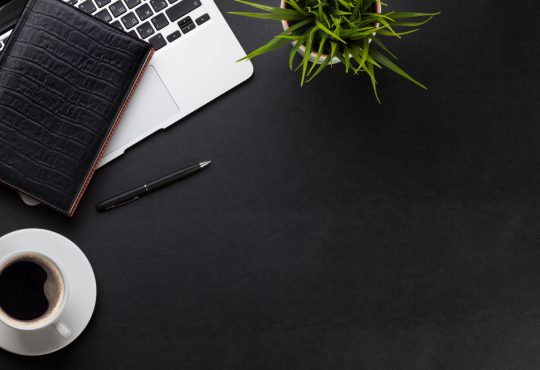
[67,47,155,217]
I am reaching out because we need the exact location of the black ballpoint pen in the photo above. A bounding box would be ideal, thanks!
[96,161,211,211]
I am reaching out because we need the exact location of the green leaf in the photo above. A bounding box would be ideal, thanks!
[390,16,437,27]
[306,54,333,82]
[300,27,318,85]
[318,7,332,28]
[365,12,397,22]
[351,0,362,20]
[345,28,378,40]
[390,11,441,19]
[362,0,377,12]
[282,17,315,33]
[370,36,396,59]
[348,48,363,73]
[371,16,400,38]
[275,35,307,40]
[358,37,370,71]
[333,16,342,36]
[336,0,351,11]
[307,35,327,76]
[333,10,352,16]
[237,36,291,61]
[375,29,419,37]
[365,54,381,69]
[371,49,427,89]
[337,51,355,72]
[289,38,305,69]
[276,18,316,40]
[234,0,288,13]
[342,45,350,72]
[285,0,307,14]
[315,19,346,43]
[329,41,338,59]
[365,61,381,104]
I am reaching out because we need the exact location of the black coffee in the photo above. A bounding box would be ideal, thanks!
[0,261,49,321]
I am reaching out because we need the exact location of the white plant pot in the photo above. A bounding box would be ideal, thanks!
[280,0,382,65]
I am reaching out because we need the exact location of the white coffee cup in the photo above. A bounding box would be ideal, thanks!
[0,251,72,341]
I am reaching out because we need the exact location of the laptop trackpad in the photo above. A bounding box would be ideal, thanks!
[106,65,179,153]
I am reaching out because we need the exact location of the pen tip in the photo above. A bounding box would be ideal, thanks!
[200,161,212,168]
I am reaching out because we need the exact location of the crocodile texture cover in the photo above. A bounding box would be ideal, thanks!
[0,0,153,216]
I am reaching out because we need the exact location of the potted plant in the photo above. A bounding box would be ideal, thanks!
[231,0,439,102]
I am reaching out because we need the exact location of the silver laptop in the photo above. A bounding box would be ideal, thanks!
[0,0,254,168]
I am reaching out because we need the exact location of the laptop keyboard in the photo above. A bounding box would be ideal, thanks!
[0,0,210,53]
[0,30,11,53]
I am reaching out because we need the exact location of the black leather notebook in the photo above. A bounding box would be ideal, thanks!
[0,0,153,216]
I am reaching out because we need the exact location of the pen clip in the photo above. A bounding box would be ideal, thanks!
[104,196,140,210]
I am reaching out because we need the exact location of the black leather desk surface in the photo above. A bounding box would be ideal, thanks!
[1,0,539,368]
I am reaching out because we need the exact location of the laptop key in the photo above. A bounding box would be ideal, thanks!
[195,13,209,25]
[95,0,111,7]
[178,16,191,27]
[121,12,139,29]
[67,0,78,5]
[109,1,127,16]
[135,4,153,21]
[148,33,167,51]
[136,22,155,39]
[79,0,97,14]
[124,0,141,9]
[165,0,201,22]
[151,14,169,30]
[95,8,113,22]
[110,20,123,30]
[180,21,195,34]
[149,0,167,12]
[128,30,138,38]
[166,30,181,42]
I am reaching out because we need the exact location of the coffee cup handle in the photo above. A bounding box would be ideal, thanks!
[53,318,72,340]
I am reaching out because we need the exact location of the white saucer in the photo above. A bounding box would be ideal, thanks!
[0,229,97,356]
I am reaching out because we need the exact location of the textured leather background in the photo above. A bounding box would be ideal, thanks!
[0,0,151,215]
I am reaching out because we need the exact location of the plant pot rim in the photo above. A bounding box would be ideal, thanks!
[281,0,382,61]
